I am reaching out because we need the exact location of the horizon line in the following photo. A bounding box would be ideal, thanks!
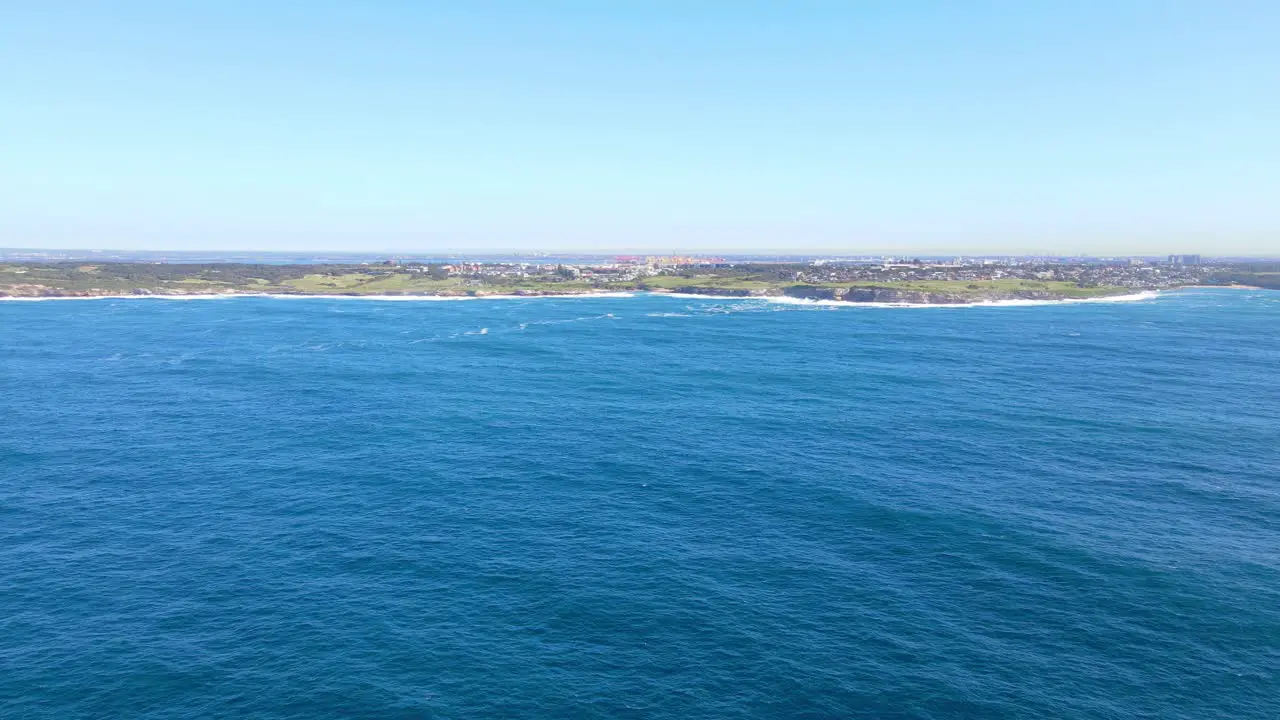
[4,246,1268,259]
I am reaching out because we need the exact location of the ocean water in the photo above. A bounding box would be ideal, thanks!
[2,289,1277,719]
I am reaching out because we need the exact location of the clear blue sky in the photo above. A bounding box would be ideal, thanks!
[2,1,1277,255]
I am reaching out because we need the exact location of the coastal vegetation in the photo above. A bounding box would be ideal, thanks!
[0,260,1257,303]
[636,273,1123,299]
[1202,265,1280,290]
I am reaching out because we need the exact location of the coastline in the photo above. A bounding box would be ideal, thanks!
[0,288,640,299]
[646,286,1158,306]
[1,288,1164,306]
[1177,284,1263,290]
[8,261,1255,305]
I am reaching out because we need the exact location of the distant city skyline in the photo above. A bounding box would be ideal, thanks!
[3,2,1278,255]
[7,247,1274,265]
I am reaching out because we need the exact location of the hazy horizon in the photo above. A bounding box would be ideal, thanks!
[7,245,1273,261]
[3,2,1278,256]
[0,237,1270,258]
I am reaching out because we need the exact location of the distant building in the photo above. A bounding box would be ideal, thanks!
[638,255,727,267]
[1168,254,1202,266]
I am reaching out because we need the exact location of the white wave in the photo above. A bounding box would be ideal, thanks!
[266,291,636,301]
[265,294,470,301]
[1,289,1158,307]
[152,294,260,301]
[656,292,770,301]
[754,296,847,307]
[0,293,256,301]
[645,289,1160,309]
[757,290,1160,309]
[524,313,618,326]
[1,291,638,302]
[954,291,1159,307]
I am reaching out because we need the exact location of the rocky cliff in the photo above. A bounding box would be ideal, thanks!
[658,284,1095,304]
[786,284,1075,304]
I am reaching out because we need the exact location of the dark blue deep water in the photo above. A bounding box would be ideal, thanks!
[3,289,1278,719]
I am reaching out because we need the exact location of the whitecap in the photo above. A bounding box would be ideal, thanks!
[759,290,1160,309]
[0,293,255,301]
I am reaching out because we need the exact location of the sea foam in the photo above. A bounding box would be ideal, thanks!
[0,289,1159,306]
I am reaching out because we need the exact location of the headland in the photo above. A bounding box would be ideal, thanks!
[1,258,1272,304]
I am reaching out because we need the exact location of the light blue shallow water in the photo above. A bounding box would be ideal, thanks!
[2,289,1278,719]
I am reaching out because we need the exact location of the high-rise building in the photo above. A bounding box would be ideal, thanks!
[1168,254,1202,266]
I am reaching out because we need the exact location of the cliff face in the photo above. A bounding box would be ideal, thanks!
[2,280,1125,303]
[0,284,254,298]
[0,285,621,299]
[783,285,1066,304]
[663,286,776,297]
[650,284,1080,304]
[0,284,128,298]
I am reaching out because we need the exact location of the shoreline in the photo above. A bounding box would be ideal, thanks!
[1,289,1168,307]
[1177,284,1263,290]
[0,289,638,301]
[7,283,1269,302]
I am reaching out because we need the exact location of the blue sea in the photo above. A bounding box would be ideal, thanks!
[2,289,1278,719]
